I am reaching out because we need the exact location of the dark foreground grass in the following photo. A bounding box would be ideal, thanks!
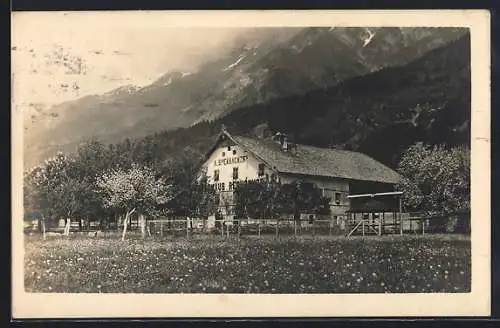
[24,234,470,293]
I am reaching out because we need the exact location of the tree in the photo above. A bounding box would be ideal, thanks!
[71,140,113,229]
[24,152,80,237]
[234,178,281,221]
[74,139,111,178]
[276,180,331,228]
[23,168,46,236]
[234,178,330,227]
[396,142,470,215]
[168,174,217,232]
[234,181,269,220]
[96,164,174,240]
[188,176,217,220]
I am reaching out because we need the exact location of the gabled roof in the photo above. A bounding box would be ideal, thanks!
[211,130,402,185]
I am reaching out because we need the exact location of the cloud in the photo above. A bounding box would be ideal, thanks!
[12,14,250,107]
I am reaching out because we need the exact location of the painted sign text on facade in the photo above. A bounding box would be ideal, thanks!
[213,155,248,167]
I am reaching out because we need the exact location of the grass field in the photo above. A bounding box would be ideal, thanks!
[24,234,471,293]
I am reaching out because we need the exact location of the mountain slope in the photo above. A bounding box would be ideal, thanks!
[218,33,471,166]
[194,27,466,122]
[24,27,468,167]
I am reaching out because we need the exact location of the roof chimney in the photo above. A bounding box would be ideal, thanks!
[273,132,292,152]
[282,136,288,151]
[288,142,298,154]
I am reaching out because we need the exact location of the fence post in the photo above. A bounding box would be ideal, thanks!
[294,219,297,238]
[399,196,403,236]
[382,212,385,235]
[275,218,279,239]
[399,216,403,236]
[378,219,382,236]
[237,220,241,240]
[186,218,189,239]
[362,220,365,236]
[41,218,46,240]
[258,219,261,238]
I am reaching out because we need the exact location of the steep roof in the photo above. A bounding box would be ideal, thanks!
[222,132,402,184]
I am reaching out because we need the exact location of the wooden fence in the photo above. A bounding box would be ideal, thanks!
[345,211,470,237]
[26,211,470,239]
[146,217,347,239]
[173,212,466,239]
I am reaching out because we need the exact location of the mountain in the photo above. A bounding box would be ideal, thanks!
[24,27,468,167]
[192,27,466,122]
[218,33,471,167]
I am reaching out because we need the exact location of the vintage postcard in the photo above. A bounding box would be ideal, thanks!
[11,10,491,318]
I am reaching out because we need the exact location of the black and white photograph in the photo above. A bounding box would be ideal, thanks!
[11,10,490,318]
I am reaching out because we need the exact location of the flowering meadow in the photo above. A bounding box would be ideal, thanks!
[24,234,470,293]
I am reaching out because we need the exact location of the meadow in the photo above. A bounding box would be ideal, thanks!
[24,234,470,293]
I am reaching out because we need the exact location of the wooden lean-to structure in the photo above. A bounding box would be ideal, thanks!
[346,191,404,236]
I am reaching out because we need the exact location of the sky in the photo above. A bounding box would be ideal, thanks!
[12,13,249,109]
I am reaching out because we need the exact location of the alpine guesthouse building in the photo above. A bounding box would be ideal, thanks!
[200,128,403,231]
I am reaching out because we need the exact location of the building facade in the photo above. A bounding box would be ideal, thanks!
[199,129,402,229]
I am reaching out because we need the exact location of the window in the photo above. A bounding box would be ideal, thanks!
[233,167,239,180]
[222,152,225,157]
[323,189,344,205]
[323,189,336,202]
[334,192,341,205]
[227,146,231,151]
[233,149,237,155]
[214,170,219,182]
[323,189,331,198]
[258,164,265,177]
[334,216,340,225]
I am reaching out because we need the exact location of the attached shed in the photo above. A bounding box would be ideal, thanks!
[346,191,404,236]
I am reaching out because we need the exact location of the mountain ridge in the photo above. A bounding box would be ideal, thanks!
[218,33,470,166]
